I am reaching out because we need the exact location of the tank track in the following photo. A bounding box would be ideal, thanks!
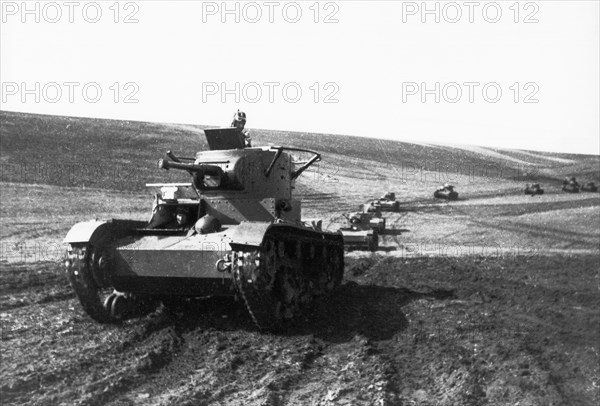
[232,226,343,331]
[66,244,155,323]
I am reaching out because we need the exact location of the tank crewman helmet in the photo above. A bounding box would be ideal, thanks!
[175,207,189,226]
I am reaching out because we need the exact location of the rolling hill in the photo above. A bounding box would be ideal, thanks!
[2,110,598,193]
[1,109,598,259]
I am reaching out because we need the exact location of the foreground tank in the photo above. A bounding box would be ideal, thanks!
[524,183,544,195]
[64,127,344,331]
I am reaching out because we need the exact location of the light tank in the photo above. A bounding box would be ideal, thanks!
[64,127,344,331]
[562,177,580,193]
[370,192,401,212]
[338,210,383,252]
[524,183,544,196]
[581,181,598,192]
[353,206,386,233]
[434,184,459,200]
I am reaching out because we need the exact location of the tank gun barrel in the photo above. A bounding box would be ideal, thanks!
[157,158,223,177]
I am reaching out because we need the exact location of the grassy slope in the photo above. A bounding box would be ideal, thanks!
[1,110,599,260]
[2,110,598,193]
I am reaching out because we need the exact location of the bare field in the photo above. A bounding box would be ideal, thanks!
[1,111,599,405]
[2,256,598,405]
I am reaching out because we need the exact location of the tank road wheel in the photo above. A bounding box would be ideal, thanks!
[233,233,344,331]
[233,238,310,331]
[66,244,156,323]
[274,264,310,321]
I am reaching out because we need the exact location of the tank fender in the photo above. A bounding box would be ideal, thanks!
[227,221,272,247]
[64,220,142,245]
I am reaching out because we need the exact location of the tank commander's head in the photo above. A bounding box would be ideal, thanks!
[231,110,247,130]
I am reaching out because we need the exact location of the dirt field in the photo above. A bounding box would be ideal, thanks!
[1,111,599,405]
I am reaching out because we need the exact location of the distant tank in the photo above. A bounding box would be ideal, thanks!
[562,177,580,193]
[64,126,344,331]
[339,219,379,252]
[524,183,544,195]
[434,184,459,200]
[581,182,598,192]
[349,211,386,233]
[370,192,400,212]
[338,203,385,251]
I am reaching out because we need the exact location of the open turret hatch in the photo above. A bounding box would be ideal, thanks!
[204,128,247,150]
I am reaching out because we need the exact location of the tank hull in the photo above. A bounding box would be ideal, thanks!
[64,219,344,329]
[562,185,580,193]
[524,187,544,195]
[112,236,232,296]
[375,200,400,212]
[434,190,459,200]
[339,229,378,251]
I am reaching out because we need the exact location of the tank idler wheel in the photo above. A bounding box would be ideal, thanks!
[67,244,157,323]
[66,244,121,323]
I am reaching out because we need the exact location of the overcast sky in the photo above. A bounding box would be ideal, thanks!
[1,0,598,154]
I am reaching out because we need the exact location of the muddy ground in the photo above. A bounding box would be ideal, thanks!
[2,252,599,406]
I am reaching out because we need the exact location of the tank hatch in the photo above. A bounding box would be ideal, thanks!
[204,128,246,150]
